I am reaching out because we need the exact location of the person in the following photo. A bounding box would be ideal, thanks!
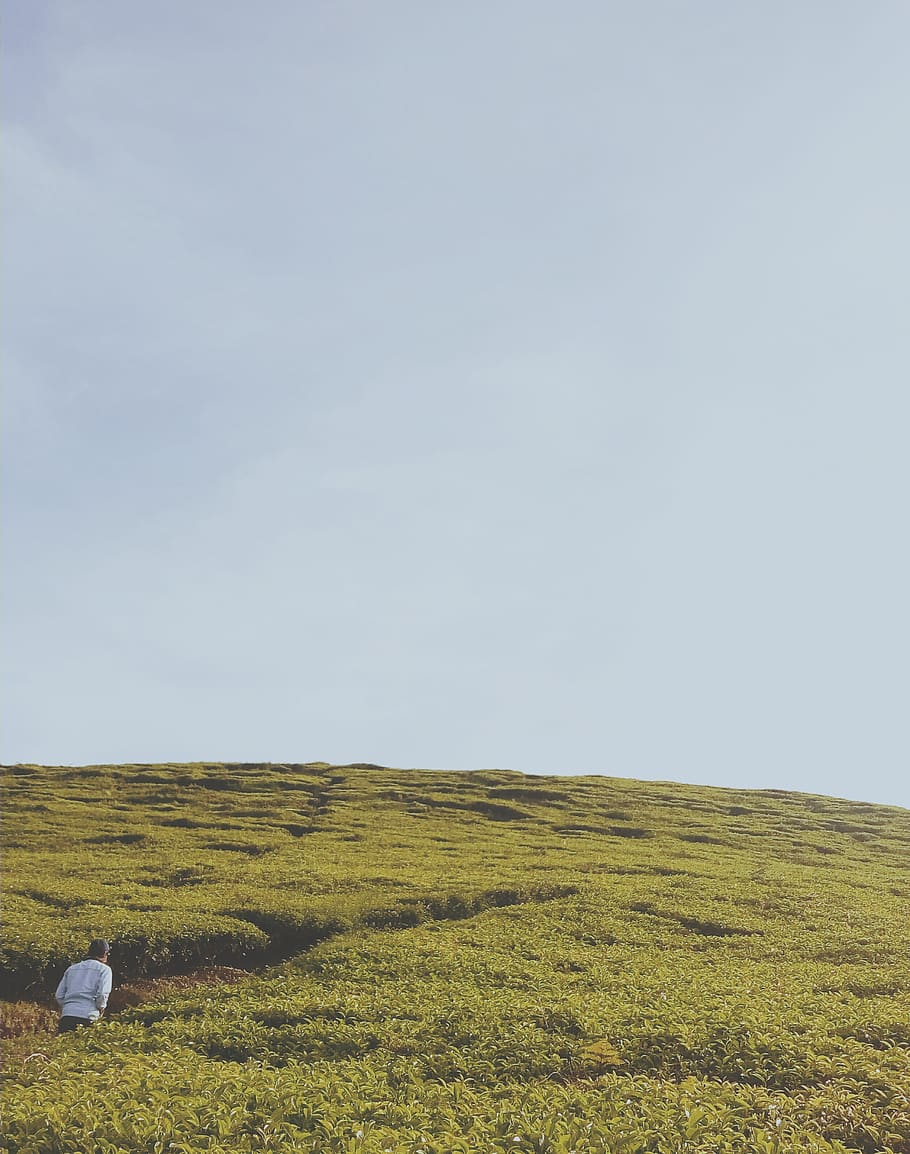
[55,939,112,1032]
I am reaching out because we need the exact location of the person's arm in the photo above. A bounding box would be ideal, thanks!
[55,970,68,1009]
[95,967,112,1015]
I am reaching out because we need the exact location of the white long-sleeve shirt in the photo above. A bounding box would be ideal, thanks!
[55,958,112,1021]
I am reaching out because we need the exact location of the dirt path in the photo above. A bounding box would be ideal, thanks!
[106,964,251,1013]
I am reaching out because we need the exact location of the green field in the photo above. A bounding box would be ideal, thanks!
[2,762,909,1153]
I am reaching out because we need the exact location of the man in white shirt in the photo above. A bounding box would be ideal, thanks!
[55,939,113,1032]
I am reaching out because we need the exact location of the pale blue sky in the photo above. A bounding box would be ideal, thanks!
[3,2,909,808]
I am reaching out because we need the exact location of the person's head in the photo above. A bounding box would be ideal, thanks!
[87,938,110,961]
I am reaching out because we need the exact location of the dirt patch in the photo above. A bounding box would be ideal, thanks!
[106,966,251,1013]
[0,1001,58,1039]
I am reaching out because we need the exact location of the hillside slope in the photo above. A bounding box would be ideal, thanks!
[2,762,909,1153]
[3,761,908,994]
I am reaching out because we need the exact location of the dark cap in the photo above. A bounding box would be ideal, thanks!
[87,939,110,958]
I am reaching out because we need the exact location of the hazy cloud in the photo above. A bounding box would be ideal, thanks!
[3,1,908,807]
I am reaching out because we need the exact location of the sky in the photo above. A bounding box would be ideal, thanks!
[3,2,909,809]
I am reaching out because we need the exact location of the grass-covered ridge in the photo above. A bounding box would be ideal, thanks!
[2,762,909,1153]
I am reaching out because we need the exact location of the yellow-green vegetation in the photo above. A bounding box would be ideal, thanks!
[2,761,909,1153]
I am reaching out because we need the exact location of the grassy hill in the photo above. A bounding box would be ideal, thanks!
[2,762,909,1153]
